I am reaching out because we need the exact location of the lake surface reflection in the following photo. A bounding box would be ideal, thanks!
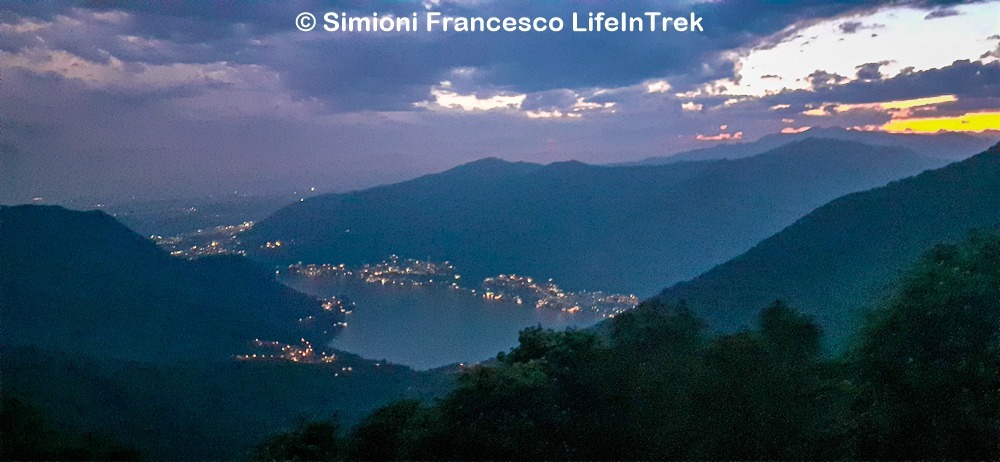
[281,274,603,370]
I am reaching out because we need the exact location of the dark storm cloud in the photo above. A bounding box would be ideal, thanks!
[0,63,701,204]
[2,0,996,205]
[4,0,982,112]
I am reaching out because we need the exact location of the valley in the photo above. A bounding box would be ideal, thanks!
[5,2,998,458]
[4,136,999,460]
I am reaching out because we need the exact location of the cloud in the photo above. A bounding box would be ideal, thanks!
[982,42,1000,61]
[3,0,992,116]
[646,80,672,93]
[838,21,884,34]
[696,131,743,141]
[0,17,49,34]
[801,94,958,117]
[838,21,864,34]
[807,70,849,89]
[3,0,959,114]
[775,60,999,108]
[690,3,996,99]
[855,60,892,81]
[0,46,265,93]
[524,109,581,119]
[781,126,811,133]
[416,81,526,112]
[414,83,617,120]
[681,101,703,112]
[2,0,997,203]
[924,7,961,19]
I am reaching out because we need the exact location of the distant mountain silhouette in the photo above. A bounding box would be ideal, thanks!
[247,138,945,296]
[657,141,1000,346]
[623,127,995,165]
[0,204,336,362]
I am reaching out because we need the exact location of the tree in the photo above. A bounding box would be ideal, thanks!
[255,420,343,461]
[848,232,1000,458]
[348,400,429,461]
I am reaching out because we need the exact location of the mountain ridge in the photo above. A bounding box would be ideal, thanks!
[0,204,337,362]
[621,127,996,166]
[0,204,457,458]
[246,138,946,296]
[656,140,1000,346]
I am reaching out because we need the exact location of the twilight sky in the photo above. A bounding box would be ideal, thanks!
[1,0,998,204]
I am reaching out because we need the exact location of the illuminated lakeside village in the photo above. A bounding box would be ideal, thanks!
[284,256,639,319]
[155,224,640,319]
[152,225,640,366]
[152,221,254,258]
[4,0,999,457]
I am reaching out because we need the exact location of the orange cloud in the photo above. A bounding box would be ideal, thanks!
[781,126,812,134]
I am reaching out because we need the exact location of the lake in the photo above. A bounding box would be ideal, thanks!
[280,274,604,370]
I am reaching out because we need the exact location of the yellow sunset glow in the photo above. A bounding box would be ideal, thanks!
[880,95,958,110]
[879,111,1000,133]
[804,94,958,116]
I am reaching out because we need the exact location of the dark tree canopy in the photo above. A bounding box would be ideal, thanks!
[260,230,1000,460]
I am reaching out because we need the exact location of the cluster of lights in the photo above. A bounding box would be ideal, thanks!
[235,338,337,364]
[321,296,355,315]
[286,257,639,318]
[285,255,461,288]
[153,222,254,259]
[482,274,638,318]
